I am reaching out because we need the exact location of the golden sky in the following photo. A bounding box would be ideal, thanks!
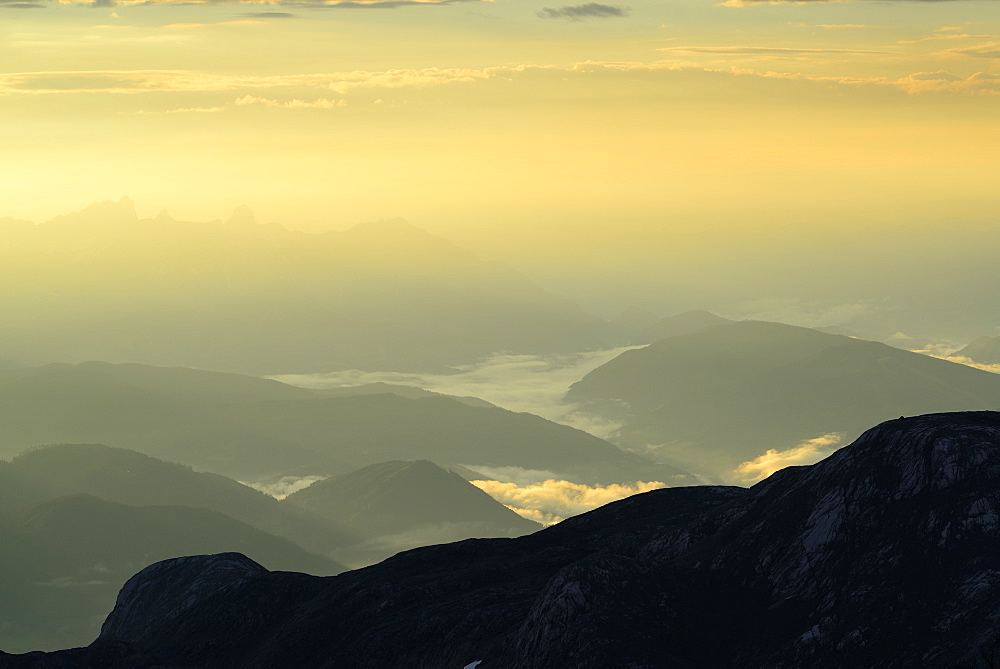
[2,0,998,243]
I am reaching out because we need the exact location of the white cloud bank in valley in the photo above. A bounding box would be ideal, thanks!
[732,433,843,484]
[271,348,638,439]
[471,479,667,525]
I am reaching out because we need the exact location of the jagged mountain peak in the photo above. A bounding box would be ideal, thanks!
[224,204,257,227]
[45,197,138,227]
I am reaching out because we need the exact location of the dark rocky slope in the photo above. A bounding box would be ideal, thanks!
[6,412,1000,667]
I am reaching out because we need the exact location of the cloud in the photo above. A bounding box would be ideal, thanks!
[537,3,627,20]
[234,95,347,108]
[165,20,265,27]
[722,0,984,6]
[733,433,842,484]
[459,465,564,485]
[270,347,638,440]
[938,355,1000,375]
[658,45,889,56]
[2,59,994,103]
[133,105,226,114]
[734,298,876,329]
[894,70,1000,94]
[813,24,873,29]
[471,479,667,525]
[25,0,481,6]
[240,475,327,499]
[898,33,995,44]
[941,42,1000,58]
[240,10,296,16]
[0,67,491,96]
[0,2,46,7]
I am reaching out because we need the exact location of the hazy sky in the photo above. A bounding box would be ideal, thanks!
[2,0,998,247]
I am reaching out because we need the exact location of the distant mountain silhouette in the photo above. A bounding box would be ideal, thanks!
[954,334,1000,365]
[310,382,494,408]
[285,460,539,565]
[12,412,1000,666]
[0,494,341,654]
[0,362,684,483]
[635,309,733,344]
[569,320,1000,480]
[608,305,660,340]
[0,201,617,373]
[2,444,362,555]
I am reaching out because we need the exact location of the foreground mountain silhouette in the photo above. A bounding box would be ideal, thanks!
[0,494,342,654]
[7,412,999,667]
[285,460,540,566]
[0,362,682,483]
[570,320,1000,480]
[0,199,616,373]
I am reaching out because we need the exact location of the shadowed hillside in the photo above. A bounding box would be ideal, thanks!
[2,444,363,555]
[9,413,1000,667]
[569,321,1000,480]
[0,362,686,483]
[0,494,342,654]
[286,460,540,566]
[954,335,1000,365]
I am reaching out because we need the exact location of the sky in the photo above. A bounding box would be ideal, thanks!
[2,0,998,250]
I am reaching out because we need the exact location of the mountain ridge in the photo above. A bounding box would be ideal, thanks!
[7,411,999,666]
[569,320,1000,480]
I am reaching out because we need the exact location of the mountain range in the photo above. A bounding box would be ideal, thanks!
[569,320,1000,480]
[0,199,617,374]
[0,494,342,654]
[0,361,682,483]
[0,446,545,651]
[6,412,999,666]
[0,443,362,555]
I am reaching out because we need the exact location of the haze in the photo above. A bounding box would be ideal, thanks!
[1,0,999,657]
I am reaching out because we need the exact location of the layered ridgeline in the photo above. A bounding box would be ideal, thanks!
[0,362,684,483]
[0,495,342,654]
[0,444,362,555]
[0,442,354,651]
[608,308,734,346]
[568,320,1000,481]
[285,461,541,566]
[954,335,1000,366]
[0,448,542,651]
[8,412,1000,667]
[0,199,616,374]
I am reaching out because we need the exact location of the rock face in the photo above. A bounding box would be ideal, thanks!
[5,412,1000,667]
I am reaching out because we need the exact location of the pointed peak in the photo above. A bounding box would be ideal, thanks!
[154,210,175,223]
[225,205,257,227]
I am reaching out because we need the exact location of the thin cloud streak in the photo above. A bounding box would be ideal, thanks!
[537,3,627,20]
